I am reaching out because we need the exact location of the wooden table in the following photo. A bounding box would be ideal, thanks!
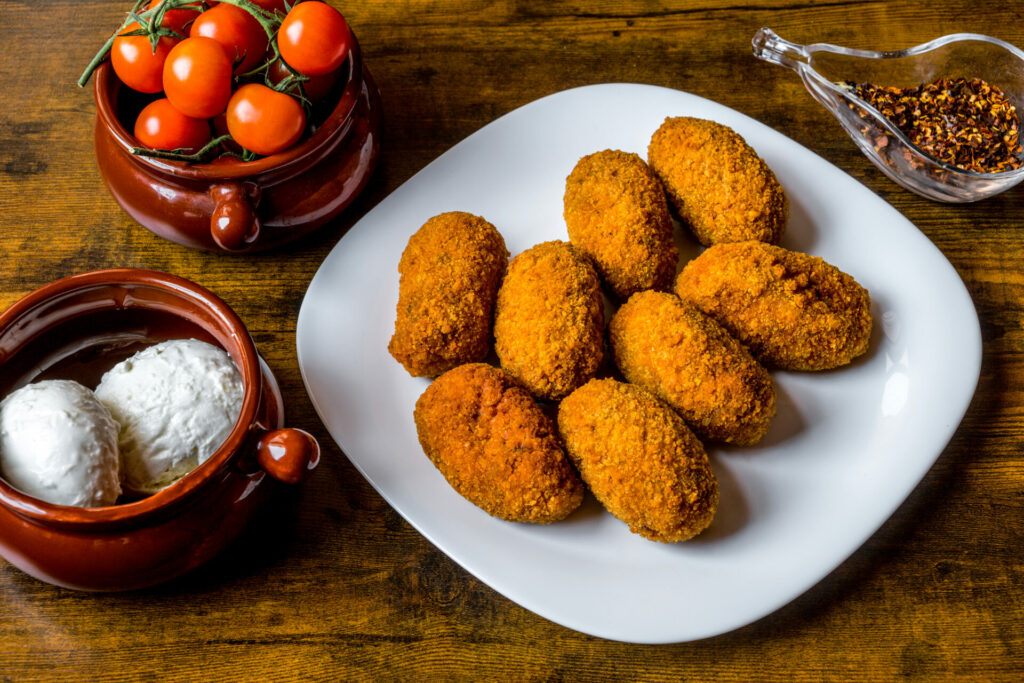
[1,1,1022,678]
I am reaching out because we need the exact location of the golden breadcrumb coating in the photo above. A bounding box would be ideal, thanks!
[563,150,678,299]
[648,116,787,246]
[610,290,776,446]
[494,240,604,401]
[557,379,718,542]
[676,241,873,371]
[414,363,584,523]
[389,212,509,377]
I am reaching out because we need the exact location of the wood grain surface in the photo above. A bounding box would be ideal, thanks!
[1,0,1023,679]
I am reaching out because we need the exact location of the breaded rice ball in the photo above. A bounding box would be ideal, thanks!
[414,363,584,523]
[494,241,604,401]
[648,116,787,246]
[676,241,873,371]
[610,291,776,446]
[389,212,509,377]
[557,379,718,542]
[563,150,678,299]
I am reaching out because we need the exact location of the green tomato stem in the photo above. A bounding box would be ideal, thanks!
[130,134,234,162]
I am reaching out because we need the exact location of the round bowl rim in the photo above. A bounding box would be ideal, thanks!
[0,268,262,527]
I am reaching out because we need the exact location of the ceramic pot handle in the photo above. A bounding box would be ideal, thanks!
[210,183,261,251]
[257,428,321,484]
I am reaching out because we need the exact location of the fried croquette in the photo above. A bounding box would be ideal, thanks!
[494,240,605,401]
[557,379,718,542]
[648,116,787,246]
[609,290,776,446]
[675,241,873,371]
[414,363,584,523]
[389,212,509,377]
[563,150,678,299]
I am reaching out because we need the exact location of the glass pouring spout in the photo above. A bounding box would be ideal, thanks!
[753,28,1024,202]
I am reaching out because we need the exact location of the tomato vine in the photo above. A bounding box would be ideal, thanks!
[81,0,348,163]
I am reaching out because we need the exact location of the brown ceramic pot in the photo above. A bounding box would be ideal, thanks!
[93,35,381,252]
[0,269,320,590]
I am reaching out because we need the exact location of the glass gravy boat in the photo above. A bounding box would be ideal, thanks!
[753,28,1024,202]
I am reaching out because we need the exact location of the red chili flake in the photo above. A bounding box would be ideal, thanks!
[843,77,1023,173]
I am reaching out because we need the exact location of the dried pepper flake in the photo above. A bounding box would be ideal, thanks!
[843,77,1023,173]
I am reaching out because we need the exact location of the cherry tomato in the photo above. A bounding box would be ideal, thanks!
[189,4,268,74]
[277,1,352,77]
[146,0,199,37]
[111,23,178,93]
[267,58,339,103]
[133,98,211,153]
[226,83,306,156]
[162,37,233,119]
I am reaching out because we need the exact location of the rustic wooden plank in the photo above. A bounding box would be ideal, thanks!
[0,0,1022,679]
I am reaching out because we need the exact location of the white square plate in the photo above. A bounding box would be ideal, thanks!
[296,84,981,643]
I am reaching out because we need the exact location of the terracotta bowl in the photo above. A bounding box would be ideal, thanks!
[93,34,382,252]
[0,269,320,591]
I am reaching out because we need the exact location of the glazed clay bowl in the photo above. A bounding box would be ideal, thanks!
[0,269,320,591]
[93,33,381,252]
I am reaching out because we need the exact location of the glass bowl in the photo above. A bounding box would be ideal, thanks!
[752,28,1024,202]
